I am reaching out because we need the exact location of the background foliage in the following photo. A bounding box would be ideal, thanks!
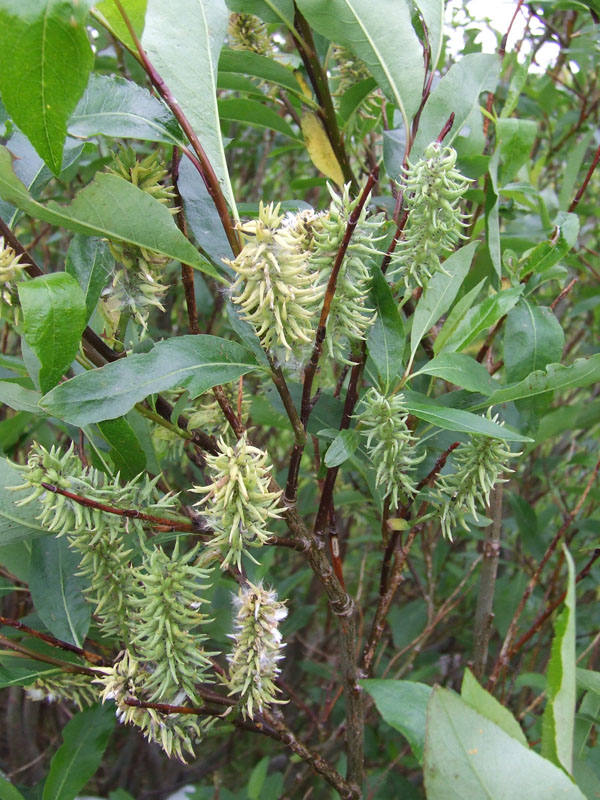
[0,0,599,798]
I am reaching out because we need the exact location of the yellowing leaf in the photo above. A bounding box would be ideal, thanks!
[301,112,344,186]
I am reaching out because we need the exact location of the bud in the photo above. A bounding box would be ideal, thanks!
[227,581,287,719]
[355,388,426,509]
[193,435,283,570]
[389,142,470,289]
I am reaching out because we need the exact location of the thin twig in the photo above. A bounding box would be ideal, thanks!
[0,617,107,666]
[569,141,600,212]
[472,485,504,679]
[488,458,600,689]
[550,277,577,311]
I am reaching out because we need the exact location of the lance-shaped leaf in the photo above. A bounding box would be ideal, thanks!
[504,300,565,383]
[41,335,259,426]
[142,0,237,214]
[412,353,495,395]
[362,679,432,763]
[424,687,586,799]
[296,0,424,128]
[405,399,531,442]
[542,546,577,774]
[29,536,91,648]
[484,355,600,406]
[65,235,114,324]
[367,264,405,391]
[68,74,184,147]
[0,146,221,281]
[442,286,523,354]
[411,242,479,362]
[18,273,87,394]
[412,53,500,157]
[43,704,115,800]
[0,0,94,174]
[97,417,146,481]
[0,457,47,545]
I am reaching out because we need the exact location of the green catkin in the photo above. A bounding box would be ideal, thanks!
[103,148,176,331]
[10,443,177,640]
[96,651,211,762]
[436,417,519,539]
[227,581,287,719]
[228,12,271,55]
[0,236,28,326]
[25,671,97,711]
[130,543,213,704]
[331,45,371,95]
[355,388,426,509]
[389,142,470,289]
[227,202,323,362]
[193,434,283,570]
[306,184,381,362]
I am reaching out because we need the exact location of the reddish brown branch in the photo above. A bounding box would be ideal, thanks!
[0,617,108,666]
[550,277,578,311]
[569,141,600,212]
[488,457,600,689]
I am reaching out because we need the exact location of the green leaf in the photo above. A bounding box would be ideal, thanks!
[18,273,86,395]
[69,74,184,147]
[442,286,523,355]
[0,655,61,689]
[97,417,146,481]
[485,355,600,406]
[461,668,528,746]
[0,146,220,280]
[413,0,444,72]
[338,77,378,124]
[142,0,236,213]
[0,0,93,174]
[219,97,299,139]
[247,756,269,800]
[542,546,577,774]
[219,48,305,101]
[0,381,42,413]
[0,773,26,800]
[412,354,495,395]
[367,265,405,391]
[43,704,115,800]
[424,687,586,799]
[410,242,479,361]
[405,400,531,442]
[434,278,486,356]
[504,300,565,383]
[485,148,501,279]
[225,0,294,25]
[41,335,259,426]
[324,429,359,467]
[558,129,595,211]
[412,53,500,157]
[0,457,48,545]
[65,235,114,324]
[29,536,90,648]
[296,0,424,128]
[361,679,432,763]
[519,212,579,279]
[576,668,600,696]
[94,0,147,50]
[497,118,537,185]
[1,131,83,227]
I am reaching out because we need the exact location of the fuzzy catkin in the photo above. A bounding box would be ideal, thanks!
[227,202,323,361]
[436,418,519,539]
[227,581,287,719]
[130,543,213,704]
[103,148,176,330]
[307,184,381,362]
[96,651,211,762]
[355,388,426,509]
[0,236,28,326]
[193,434,283,570]
[389,142,470,289]
[10,443,177,639]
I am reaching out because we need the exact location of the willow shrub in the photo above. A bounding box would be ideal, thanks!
[0,1,599,798]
